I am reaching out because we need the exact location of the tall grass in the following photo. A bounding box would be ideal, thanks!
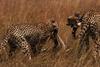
[0,0,100,67]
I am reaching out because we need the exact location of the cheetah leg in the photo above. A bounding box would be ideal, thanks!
[92,36,100,67]
[35,40,42,55]
[7,35,19,57]
[18,37,32,60]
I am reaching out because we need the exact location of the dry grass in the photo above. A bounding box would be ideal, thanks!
[0,0,100,67]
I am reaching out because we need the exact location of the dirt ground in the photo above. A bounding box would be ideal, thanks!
[0,0,100,67]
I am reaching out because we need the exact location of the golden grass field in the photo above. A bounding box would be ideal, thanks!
[0,0,100,67]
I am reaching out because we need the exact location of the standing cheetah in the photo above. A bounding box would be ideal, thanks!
[2,20,59,59]
[76,11,100,58]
